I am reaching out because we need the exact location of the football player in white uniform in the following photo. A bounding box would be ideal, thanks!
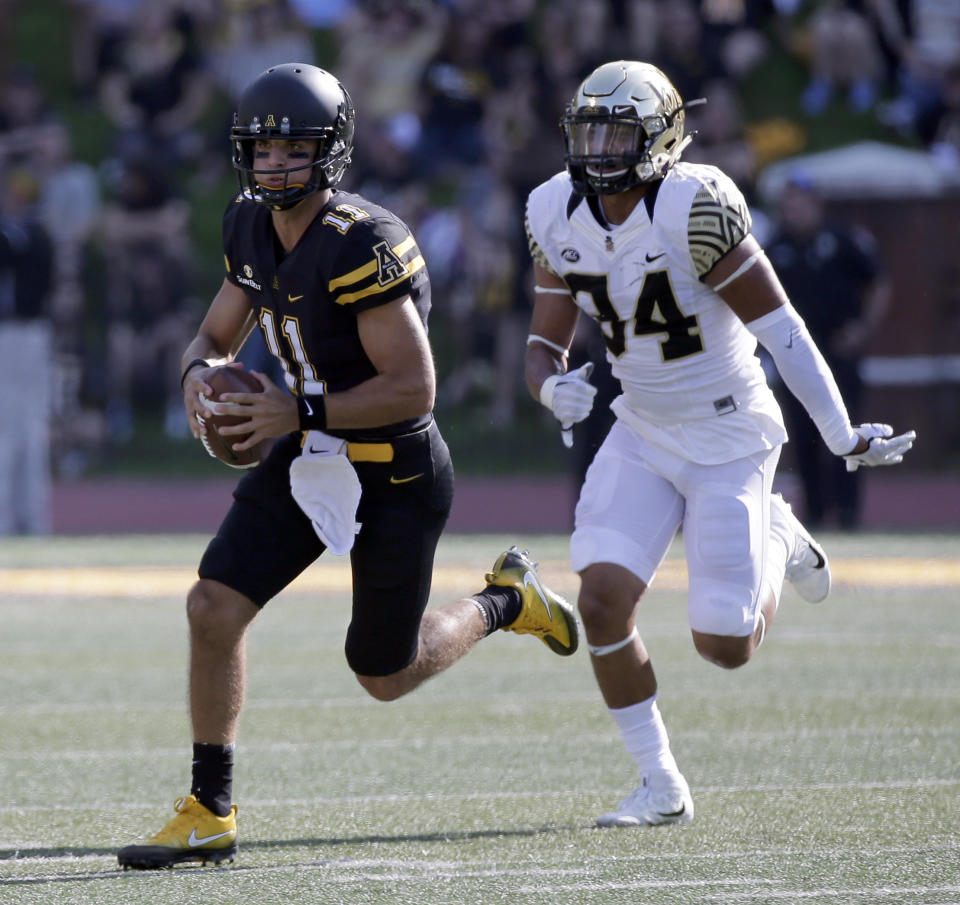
[524,60,915,827]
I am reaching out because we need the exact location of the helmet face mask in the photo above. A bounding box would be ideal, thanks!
[565,116,650,186]
[561,61,690,196]
[231,63,355,211]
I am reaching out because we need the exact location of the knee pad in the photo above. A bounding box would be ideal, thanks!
[687,488,761,637]
[688,577,758,638]
[693,487,752,571]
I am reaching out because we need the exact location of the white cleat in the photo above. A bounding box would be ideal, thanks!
[770,493,831,603]
[596,770,694,828]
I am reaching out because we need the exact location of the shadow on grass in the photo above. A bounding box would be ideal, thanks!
[0,823,581,885]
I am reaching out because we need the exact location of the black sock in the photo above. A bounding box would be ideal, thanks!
[472,586,522,635]
[191,742,234,817]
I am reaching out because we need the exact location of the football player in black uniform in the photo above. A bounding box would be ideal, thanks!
[117,63,579,870]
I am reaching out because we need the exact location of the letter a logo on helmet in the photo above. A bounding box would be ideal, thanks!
[231,63,355,211]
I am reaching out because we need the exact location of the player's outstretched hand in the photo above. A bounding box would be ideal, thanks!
[540,362,597,427]
[844,423,916,472]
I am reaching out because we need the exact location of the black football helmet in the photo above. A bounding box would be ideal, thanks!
[561,61,697,196]
[231,63,355,210]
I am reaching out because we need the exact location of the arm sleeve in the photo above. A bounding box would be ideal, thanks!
[747,304,859,456]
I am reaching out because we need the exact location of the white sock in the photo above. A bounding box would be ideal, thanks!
[609,695,679,776]
[755,610,767,648]
[767,499,791,609]
[766,539,788,611]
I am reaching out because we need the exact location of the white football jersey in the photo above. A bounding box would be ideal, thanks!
[525,163,786,464]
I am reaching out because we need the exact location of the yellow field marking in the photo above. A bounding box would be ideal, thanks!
[1,557,958,597]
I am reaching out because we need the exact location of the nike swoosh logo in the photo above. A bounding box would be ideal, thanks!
[522,570,553,619]
[303,398,314,416]
[656,803,687,819]
[786,328,796,349]
[389,473,423,484]
[187,828,236,847]
[645,252,666,262]
[288,294,304,302]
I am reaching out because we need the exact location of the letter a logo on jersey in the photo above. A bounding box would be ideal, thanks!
[373,241,408,286]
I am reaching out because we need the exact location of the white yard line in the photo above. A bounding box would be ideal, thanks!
[3,555,960,597]
[704,886,960,902]
[2,723,960,761]
[4,858,959,896]
[1,777,957,815]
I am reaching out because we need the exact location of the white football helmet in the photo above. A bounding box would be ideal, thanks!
[561,61,696,195]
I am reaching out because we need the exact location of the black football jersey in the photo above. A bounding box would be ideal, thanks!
[223,189,433,440]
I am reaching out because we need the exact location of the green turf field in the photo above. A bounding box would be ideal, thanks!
[1,532,958,904]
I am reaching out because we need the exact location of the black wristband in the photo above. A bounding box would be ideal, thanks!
[297,394,327,430]
[180,358,210,389]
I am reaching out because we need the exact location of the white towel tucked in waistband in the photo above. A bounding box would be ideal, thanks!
[289,430,362,555]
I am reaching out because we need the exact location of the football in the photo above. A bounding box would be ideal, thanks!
[197,366,268,469]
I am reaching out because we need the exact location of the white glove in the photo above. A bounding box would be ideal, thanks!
[843,423,916,472]
[540,362,597,447]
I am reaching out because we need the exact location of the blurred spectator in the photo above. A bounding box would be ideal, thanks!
[413,11,493,177]
[285,0,353,28]
[453,172,525,426]
[685,77,758,194]
[0,64,60,168]
[624,0,664,63]
[482,43,558,426]
[484,44,556,196]
[67,0,149,100]
[695,0,772,82]
[35,122,101,349]
[877,0,960,141]
[350,112,425,222]
[765,173,890,530]
[0,169,53,323]
[800,0,885,115]
[336,0,445,132]
[0,167,55,534]
[0,0,12,67]
[929,61,960,168]
[649,0,728,102]
[97,0,213,166]
[98,152,194,441]
[209,0,316,103]
[538,0,614,111]
[34,121,108,476]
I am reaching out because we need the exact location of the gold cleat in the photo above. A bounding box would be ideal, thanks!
[117,795,238,870]
[485,546,579,656]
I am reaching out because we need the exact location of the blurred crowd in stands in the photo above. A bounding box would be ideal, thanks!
[1,0,959,528]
